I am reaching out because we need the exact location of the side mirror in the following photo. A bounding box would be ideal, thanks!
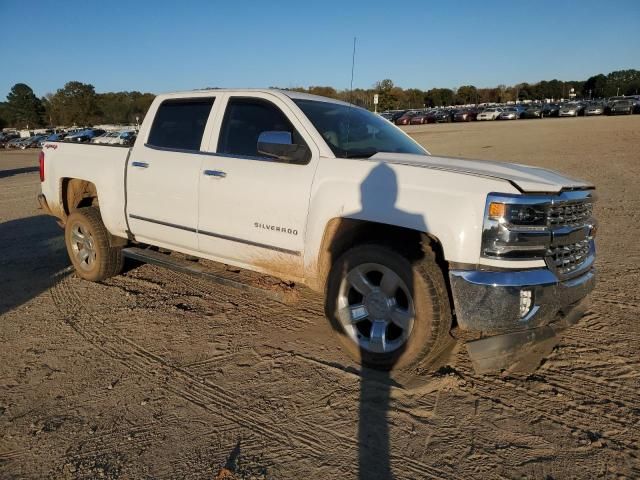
[257,131,310,164]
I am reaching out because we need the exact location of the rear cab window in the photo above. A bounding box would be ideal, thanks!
[147,98,215,151]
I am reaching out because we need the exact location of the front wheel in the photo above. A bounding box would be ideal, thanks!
[325,244,452,371]
[64,207,124,281]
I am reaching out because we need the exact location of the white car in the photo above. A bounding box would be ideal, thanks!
[91,132,118,144]
[38,89,596,375]
[477,107,503,120]
[92,130,136,145]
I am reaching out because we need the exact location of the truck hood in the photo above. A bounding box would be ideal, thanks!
[369,152,594,193]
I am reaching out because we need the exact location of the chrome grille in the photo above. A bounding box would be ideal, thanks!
[547,239,591,275]
[547,201,593,227]
[546,196,594,276]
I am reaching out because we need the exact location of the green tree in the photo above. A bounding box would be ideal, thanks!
[404,88,425,109]
[425,88,454,107]
[47,81,99,125]
[0,102,9,129]
[456,85,478,104]
[583,74,607,98]
[375,79,398,111]
[606,69,640,96]
[5,83,44,128]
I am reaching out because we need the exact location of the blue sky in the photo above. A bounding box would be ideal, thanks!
[1,0,638,98]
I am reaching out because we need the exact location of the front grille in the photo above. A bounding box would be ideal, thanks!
[545,196,595,276]
[547,201,593,227]
[547,238,591,276]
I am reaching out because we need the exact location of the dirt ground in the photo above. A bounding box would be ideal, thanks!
[1,116,639,479]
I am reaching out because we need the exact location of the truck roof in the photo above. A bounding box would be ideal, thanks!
[154,88,352,106]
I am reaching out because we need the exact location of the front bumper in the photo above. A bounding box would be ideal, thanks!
[449,267,595,373]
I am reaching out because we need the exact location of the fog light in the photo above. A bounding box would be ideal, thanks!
[519,289,533,318]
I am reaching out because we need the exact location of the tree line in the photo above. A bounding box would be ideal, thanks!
[286,69,640,111]
[0,81,155,130]
[1,69,638,129]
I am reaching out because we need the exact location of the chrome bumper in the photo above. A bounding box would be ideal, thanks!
[449,268,595,373]
[450,268,594,333]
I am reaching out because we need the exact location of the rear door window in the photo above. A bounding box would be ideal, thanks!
[147,98,214,151]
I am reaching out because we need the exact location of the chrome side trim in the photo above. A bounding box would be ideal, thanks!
[128,214,301,256]
[129,214,196,233]
[203,170,226,178]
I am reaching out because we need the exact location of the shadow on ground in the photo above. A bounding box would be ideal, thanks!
[0,214,69,316]
[0,166,39,179]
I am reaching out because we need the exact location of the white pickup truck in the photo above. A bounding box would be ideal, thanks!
[38,89,597,374]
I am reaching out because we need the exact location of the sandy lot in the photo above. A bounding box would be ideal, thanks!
[1,116,639,479]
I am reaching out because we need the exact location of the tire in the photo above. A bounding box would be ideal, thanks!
[325,243,452,372]
[64,207,124,282]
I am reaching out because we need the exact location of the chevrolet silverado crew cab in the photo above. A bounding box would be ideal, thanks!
[38,89,597,374]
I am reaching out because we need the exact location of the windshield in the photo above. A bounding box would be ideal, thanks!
[294,99,426,158]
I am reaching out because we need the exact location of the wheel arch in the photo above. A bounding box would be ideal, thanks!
[61,177,99,216]
[308,217,449,293]
[60,178,127,248]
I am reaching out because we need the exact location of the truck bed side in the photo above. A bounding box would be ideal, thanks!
[40,142,131,238]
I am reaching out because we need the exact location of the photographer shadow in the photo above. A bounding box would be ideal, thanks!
[326,163,429,479]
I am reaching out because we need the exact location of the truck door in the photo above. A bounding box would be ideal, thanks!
[126,96,216,252]
[198,94,319,279]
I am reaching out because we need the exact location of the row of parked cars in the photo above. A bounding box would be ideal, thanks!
[383,96,640,125]
[0,127,137,149]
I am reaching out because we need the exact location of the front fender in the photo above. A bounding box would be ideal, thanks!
[303,157,518,281]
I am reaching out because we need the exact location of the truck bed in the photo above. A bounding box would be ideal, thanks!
[40,141,132,238]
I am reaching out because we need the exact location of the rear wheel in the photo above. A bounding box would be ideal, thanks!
[64,207,124,281]
[326,244,452,371]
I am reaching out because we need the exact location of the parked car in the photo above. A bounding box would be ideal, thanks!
[38,88,597,375]
[498,107,519,120]
[453,109,478,122]
[541,104,561,117]
[559,103,585,117]
[20,135,47,149]
[0,132,19,147]
[429,109,454,123]
[389,110,407,123]
[409,112,431,125]
[395,111,421,126]
[584,102,605,116]
[45,132,67,142]
[379,112,394,122]
[476,107,503,120]
[609,99,634,115]
[92,130,137,145]
[91,132,114,144]
[65,129,106,143]
[5,137,24,149]
[520,105,544,119]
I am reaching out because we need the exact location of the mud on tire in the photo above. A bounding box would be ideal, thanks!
[64,207,124,282]
[325,243,453,372]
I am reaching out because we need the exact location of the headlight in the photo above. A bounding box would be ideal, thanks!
[481,194,551,259]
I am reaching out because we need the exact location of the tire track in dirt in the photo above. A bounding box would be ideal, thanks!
[50,273,461,480]
[458,371,639,452]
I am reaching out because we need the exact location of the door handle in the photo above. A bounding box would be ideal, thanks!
[204,170,227,178]
[132,161,149,168]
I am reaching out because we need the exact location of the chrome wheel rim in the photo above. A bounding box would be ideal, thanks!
[337,263,415,354]
[70,223,96,270]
